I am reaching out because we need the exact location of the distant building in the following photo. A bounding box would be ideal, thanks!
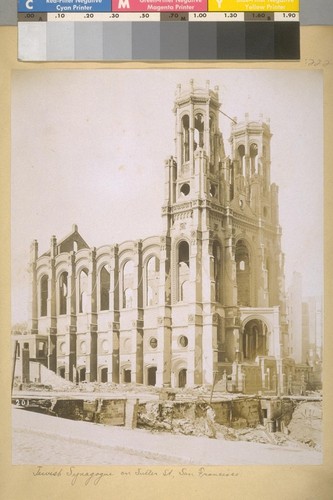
[287,272,322,364]
[13,81,312,393]
[287,273,322,388]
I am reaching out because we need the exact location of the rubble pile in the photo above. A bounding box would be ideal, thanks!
[137,401,217,438]
[137,398,322,450]
[287,401,322,450]
[13,377,322,451]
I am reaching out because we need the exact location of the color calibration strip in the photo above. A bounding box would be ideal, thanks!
[18,0,300,60]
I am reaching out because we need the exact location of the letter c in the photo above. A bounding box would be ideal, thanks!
[26,0,33,9]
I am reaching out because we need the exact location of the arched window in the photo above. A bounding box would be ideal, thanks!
[237,144,245,176]
[40,275,48,317]
[79,367,86,382]
[178,368,187,388]
[178,241,190,302]
[179,241,189,266]
[213,241,222,303]
[182,115,189,162]
[147,366,157,386]
[123,260,134,309]
[250,143,258,175]
[146,256,160,306]
[100,265,110,311]
[194,113,204,150]
[79,268,88,313]
[100,367,108,383]
[59,271,68,315]
[235,240,251,306]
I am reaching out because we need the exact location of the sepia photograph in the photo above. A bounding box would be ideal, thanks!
[11,68,323,466]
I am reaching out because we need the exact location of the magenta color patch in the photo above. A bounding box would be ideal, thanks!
[113,0,207,12]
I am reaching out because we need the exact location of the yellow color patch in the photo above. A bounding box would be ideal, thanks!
[208,0,299,12]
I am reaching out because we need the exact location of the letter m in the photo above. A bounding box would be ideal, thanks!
[118,0,130,8]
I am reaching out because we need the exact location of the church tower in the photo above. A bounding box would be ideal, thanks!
[162,80,229,385]
[162,80,287,386]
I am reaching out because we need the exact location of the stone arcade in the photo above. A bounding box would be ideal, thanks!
[16,81,301,393]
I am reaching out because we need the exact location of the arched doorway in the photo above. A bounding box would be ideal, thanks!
[179,368,187,388]
[124,369,131,383]
[79,367,86,382]
[242,319,268,361]
[100,367,108,383]
[58,366,65,379]
[147,366,157,386]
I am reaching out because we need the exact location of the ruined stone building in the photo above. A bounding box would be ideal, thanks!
[15,81,306,393]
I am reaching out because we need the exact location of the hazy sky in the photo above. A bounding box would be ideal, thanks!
[11,69,323,324]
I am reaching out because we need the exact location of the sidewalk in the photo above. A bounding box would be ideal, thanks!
[12,407,322,466]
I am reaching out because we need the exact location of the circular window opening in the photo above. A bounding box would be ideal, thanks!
[149,337,158,349]
[239,199,244,208]
[80,341,87,354]
[179,335,188,348]
[210,184,216,197]
[180,183,190,196]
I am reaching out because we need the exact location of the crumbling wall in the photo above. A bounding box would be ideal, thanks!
[96,399,126,426]
[52,399,84,420]
[83,400,98,422]
[137,401,216,437]
[210,401,231,425]
[52,398,126,425]
[137,398,262,435]
[231,399,261,428]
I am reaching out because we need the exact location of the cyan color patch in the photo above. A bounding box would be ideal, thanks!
[132,22,160,60]
[103,22,133,60]
[75,22,104,60]
[47,22,75,60]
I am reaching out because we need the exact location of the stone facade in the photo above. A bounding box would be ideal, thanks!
[16,81,291,390]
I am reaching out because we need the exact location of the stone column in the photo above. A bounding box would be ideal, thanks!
[66,252,77,382]
[130,241,144,384]
[67,327,77,382]
[156,236,172,387]
[22,343,30,383]
[109,244,120,383]
[224,222,240,361]
[87,248,97,382]
[201,232,218,384]
[48,329,57,373]
[187,230,203,385]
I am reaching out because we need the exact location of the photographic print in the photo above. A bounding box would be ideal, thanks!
[11,69,323,466]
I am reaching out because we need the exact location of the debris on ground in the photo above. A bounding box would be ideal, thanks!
[287,401,322,451]
[13,376,322,451]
